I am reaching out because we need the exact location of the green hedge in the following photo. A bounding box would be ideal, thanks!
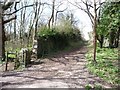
[37,27,82,58]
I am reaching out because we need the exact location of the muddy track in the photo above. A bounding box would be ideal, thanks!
[0,46,112,88]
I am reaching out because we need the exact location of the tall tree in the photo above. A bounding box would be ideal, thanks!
[68,0,103,63]
[0,4,3,60]
[93,0,97,63]
[48,0,55,28]
[97,1,120,48]
[0,0,35,61]
[13,2,18,39]
[48,0,67,28]
[0,1,15,61]
[32,0,46,48]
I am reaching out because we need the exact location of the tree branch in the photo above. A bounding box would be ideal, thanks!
[3,4,34,15]
[2,2,14,10]
[96,2,105,10]
[68,0,94,25]
[3,16,16,24]
[55,8,67,25]
[81,0,93,8]
[3,2,49,15]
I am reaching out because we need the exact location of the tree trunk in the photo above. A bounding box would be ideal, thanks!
[32,2,39,48]
[2,17,5,61]
[48,0,55,28]
[0,6,5,61]
[115,27,120,48]
[93,0,97,63]
[14,18,16,39]
[97,35,104,48]
[0,5,3,60]
[14,3,17,39]
[109,30,115,48]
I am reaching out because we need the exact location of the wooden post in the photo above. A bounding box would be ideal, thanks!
[24,51,27,67]
[0,4,3,61]
[22,51,25,68]
[5,52,8,71]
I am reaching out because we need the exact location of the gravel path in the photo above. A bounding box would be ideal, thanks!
[0,46,112,88]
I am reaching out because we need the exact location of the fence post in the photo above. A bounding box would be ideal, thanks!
[22,50,25,68]
[24,51,27,67]
[14,51,17,70]
[5,52,8,71]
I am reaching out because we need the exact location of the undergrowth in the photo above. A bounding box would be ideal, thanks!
[86,47,119,86]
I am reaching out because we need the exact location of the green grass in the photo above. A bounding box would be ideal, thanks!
[0,61,4,64]
[86,47,119,86]
[85,84,103,90]
[8,54,16,58]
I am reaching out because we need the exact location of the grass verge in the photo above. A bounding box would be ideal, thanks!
[86,47,119,86]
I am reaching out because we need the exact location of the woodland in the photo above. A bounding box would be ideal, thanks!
[0,0,119,89]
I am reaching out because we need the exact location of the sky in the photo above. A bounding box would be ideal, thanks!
[17,0,94,40]
[70,6,92,40]
[63,0,93,40]
[43,0,94,40]
[3,0,106,40]
[65,0,105,40]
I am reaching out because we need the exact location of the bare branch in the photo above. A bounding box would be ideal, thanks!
[96,2,105,10]
[3,4,34,15]
[55,7,68,25]
[3,16,16,24]
[81,0,93,8]
[68,0,94,25]
[3,2,49,15]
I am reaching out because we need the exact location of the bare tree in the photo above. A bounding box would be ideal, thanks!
[48,0,68,28]
[0,4,3,60]
[13,2,19,39]
[55,2,68,26]
[0,0,38,60]
[68,0,104,63]
[31,0,45,48]
[48,0,55,28]
[33,1,41,40]
[0,1,16,60]
[18,1,27,47]
[93,0,97,63]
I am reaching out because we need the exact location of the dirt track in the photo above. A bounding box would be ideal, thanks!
[0,46,112,88]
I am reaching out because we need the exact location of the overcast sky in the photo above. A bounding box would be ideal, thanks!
[45,0,94,40]
[17,0,95,40]
[65,0,93,40]
[66,0,105,40]
[4,0,107,40]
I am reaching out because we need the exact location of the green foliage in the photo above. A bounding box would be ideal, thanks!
[85,84,103,90]
[86,47,119,85]
[37,25,83,58]
[37,27,67,57]
[85,84,92,90]
[97,1,120,36]
[8,54,16,59]
[97,1,120,48]
[94,84,103,90]
[37,12,83,58]
[38,28,58,37]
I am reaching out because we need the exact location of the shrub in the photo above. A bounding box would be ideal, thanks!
[37,25,83,58]
[37,28,69,58]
